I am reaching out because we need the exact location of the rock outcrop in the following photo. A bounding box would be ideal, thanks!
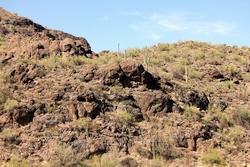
[0,7,96,63]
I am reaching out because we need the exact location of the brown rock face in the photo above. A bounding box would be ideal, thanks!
[10,63,45,84]
[11,105,36,126]
[0,7,96,62]
[133,91,174,120]
[120,60,161,89]
[182,90,209,110]
[82,60,161,89]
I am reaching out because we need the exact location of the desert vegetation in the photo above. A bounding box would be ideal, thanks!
[0,7,249,167]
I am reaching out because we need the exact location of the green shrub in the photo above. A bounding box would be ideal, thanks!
[159,71,172,81]
[72,117,91,132]
[157,43,172,52]
[171,63,185,76]
[188,69,203,79]
[0,87,11,105]
[113,110,135,124]
[0,71,10,84]
[201,148,227,167]
[50,143,77,167]
[4,98,18,111]
[193,50,205,60]
[109,84,123,95]
[57,55,72,68]
[72,56,86,65]
[124,48,142,58]
[233,106,250,128]
[150,57,161,66]
[223,64,239,76]
[160,51,172,62]
[93,53,114,64]
[227,126,245,145]
[184,105,200,120]
[242,73,250,82]
[0,128,18,142]
[3,156,31,167]
[229,54,246,65]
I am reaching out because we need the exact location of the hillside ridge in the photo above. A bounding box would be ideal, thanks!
[0,7,249,167]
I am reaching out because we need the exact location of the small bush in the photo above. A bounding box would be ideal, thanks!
[113,110,135,124]
[201,148,227,167]
[72,56,86,65]
[184,105,200,120]
[151,133,180,160]
[242,73,250,82]
[188,69,203,79]
[229,54,246,65]
[3,156,31,167]
[0,87,11,105]
[124,48,142,57]
[227,126,245,145]
[158,43,172,52]
[159,71,172,81]
[150,57,161,66]
[135,145,152,159]
[0,71,10,84]
[193,50,205,60]
[50,143,77,167]
[0,128,18,142]
[233,106,250,128]
[57,54,72,68]
[160,51,172,62]
[4,98,18,111]
[109,84,123,95]
[72,117,91,132]
[223,64,239,77]
[171,63,185,76]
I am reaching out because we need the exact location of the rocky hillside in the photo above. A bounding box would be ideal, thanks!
[0,7,250,167]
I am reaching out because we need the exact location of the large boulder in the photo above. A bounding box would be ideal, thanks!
[120,60,161,89]
[133,91,174,120]
[81,60,161,89]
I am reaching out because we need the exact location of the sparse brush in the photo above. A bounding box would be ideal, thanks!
[151,132,180,160]
[72,117,92,132]
[233,106,250,128]
[157,43,172,52]
[201,148,227,167]
[0,128,19,142]
[112,109,135,124]
[227,125,245,145]
[184,105,200,120]
[192,50,205,60]
[124,47,142,57]
[188,69,203,79]
[109,84,123,95]
[242,73,250,82]
[3,156,31,167]
[4,98,18,111]
[223,64,239,77]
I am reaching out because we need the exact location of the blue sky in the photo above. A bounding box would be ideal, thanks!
[0,1,249,52]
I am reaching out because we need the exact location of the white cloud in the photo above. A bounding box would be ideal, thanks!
[129,12,237,40]
[150,13,236,36]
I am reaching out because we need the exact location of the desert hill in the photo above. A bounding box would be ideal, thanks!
[0,7,249,167]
